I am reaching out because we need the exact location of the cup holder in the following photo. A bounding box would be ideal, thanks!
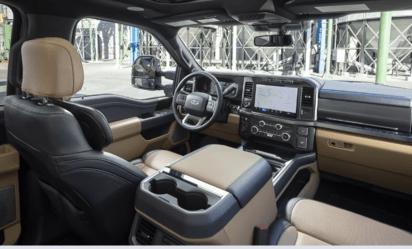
[149,179,210,211]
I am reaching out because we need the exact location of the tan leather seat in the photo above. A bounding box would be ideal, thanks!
[130,150,182,176]
[269,198,412,245]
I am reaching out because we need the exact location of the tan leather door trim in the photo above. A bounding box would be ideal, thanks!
[105,117,189,161]
[317,128,412,194]
[0,144,21,245]
[109,117,141,143]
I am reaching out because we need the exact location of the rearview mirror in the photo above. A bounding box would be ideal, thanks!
[131,55,162,90]
[254,35,294,47]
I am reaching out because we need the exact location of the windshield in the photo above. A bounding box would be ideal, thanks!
[177,11,412,89]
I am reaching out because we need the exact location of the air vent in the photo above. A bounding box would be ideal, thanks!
[244,82,254,99]
[301,87,314,107]
[135,219,156,245]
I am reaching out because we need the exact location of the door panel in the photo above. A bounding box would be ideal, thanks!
[72,94,189,160]
[317,128,412,195]
[71,95,159,123]
[0,144,21,245]
[105,118,188,161]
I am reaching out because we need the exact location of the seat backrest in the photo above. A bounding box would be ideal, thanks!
[4,37,147,244]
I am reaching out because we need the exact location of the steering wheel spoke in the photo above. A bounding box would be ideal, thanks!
[206,96,217,113]
[176,93,188,105]
[182,114,207,128]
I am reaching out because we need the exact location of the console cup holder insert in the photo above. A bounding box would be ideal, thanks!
[149,179,210,211]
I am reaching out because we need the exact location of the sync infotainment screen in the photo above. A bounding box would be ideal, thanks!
[254,85,298,114]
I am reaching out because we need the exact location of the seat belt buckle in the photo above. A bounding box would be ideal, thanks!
[253,226,268,245]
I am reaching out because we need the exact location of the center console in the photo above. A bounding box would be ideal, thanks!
[130,145,277,245]
[239,77,319,152]
[236,76,320,211]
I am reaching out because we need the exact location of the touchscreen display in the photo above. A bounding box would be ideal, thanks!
[254,85,298,113]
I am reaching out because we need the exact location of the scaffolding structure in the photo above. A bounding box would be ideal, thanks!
[335,12,412,77]
[74,12,412,79]
[0,4,13,62]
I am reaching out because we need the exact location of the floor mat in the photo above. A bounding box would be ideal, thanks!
[314,174,412,232]
[329,194,411,231]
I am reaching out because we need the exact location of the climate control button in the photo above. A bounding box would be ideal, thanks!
[251,126,259,134]
[282,133,291,141]
[275,124,283,130]
[259,120,265,127]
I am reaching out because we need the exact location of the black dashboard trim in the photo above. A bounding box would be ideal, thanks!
[240,109,412,143]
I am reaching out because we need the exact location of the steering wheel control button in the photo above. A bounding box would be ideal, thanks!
[298,127,309,136]
[259,120,265,127]
[282,133,291,141]
[297,137,308,149]
[275,124,283,130]
[251,126,259,134]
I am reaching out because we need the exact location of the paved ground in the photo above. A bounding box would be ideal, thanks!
[1,59,412,105]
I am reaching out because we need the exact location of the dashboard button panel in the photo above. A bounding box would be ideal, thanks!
[298,127,309,136]
[297,137,308,149]
[239,115,315,151]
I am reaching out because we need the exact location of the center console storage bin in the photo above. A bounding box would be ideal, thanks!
[132,145,278,245]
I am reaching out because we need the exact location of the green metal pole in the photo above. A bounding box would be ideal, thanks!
[88,19,94,61]
[324,19,333,78]
[120,24,124,65]
[376,12,392,85]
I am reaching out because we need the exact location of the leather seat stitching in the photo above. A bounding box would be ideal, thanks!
[61,168,137,186]
[58,159,146,180]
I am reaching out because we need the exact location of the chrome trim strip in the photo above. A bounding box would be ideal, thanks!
[161,168,229,198]
[325,117,399,131]
[272,159,293,183]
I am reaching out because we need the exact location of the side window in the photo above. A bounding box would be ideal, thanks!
[73,19,176,100]
[0,4,13,106]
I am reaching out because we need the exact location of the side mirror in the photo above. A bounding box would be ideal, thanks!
[254,35,294,47]
[131,55,162,90]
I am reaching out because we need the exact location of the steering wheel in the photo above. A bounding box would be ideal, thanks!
[172,71,223,132]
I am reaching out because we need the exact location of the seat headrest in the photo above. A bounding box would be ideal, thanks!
[21,37,84,100]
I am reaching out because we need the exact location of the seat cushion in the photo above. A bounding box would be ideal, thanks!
[269,198,412,245]
[131,150,182,176]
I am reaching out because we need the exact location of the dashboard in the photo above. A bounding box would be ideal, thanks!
[184,71,412,152]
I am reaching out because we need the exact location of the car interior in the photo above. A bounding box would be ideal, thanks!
[1,0,412,246]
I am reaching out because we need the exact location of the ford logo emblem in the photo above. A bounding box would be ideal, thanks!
[190,100,199,105]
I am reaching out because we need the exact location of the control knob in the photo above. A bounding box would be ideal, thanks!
[251,126,259,134]
[275,124,283,130]
[282,133,291,141]
[259,120,265,127]
[243,100,251,108]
